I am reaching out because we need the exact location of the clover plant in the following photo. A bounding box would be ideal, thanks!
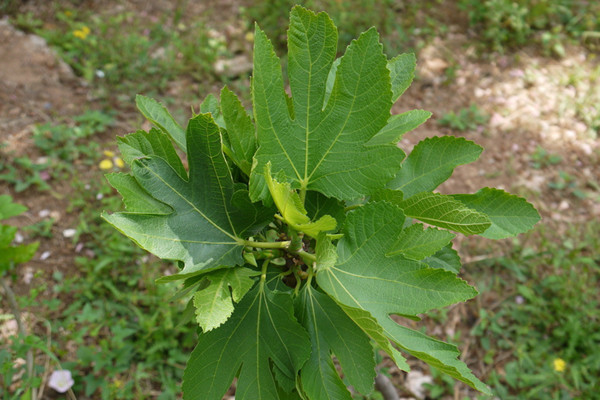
[103,6,540,399]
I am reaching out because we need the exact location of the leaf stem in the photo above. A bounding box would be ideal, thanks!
[260,259,270,283]
[244,240,291,249]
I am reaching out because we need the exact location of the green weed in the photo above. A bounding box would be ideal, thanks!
[438,104,489,132]
[471,223,600,399]
[459,0,600,54]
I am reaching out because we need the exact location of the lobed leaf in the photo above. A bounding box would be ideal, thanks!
[316,202,487,392]
[423,244,462,274]
[192,267,257,332]
[295,285,376,399]
[249,6,404,201]
[453,188,540,239]
[103,113,271,281]
[220,87,257,176]
[388,53,417,102]
[183,284,310,400]
[389,136,483,198]
[400,192,491,235]
[136,95,186,150]
[387,223,455,260]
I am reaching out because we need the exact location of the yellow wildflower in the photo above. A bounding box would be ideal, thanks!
[73,26,90,40]
[114,157,125,168]
[64,10,72,17]
[553,358,566,372]
[99,159,113,170]
[103,150,115,158]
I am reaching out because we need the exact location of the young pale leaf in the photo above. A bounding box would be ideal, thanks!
[103,113,270,281]
[453,188,540,239]
[117,128,187,179]
[316,202,487,392]
[0,195,27,220]
[295,285,376,399]
[193,267,257,332]
[387,53,416,102]
[183,284,310,400]
[265,165,336,237]
[423,245,462,274]
[367,110,432,146]
[387,224,455,260]
[400,192,491,235]
[249,6,404,201]
[135,95,186,150]
[220,87,257,176]
[389,136,483,198]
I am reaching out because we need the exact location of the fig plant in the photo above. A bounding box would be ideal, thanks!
[103,6,539,399]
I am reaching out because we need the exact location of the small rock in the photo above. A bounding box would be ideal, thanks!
[405,370,433,399]
[214,55,252,78]
[62,229,76,238]
[40,251,51,261]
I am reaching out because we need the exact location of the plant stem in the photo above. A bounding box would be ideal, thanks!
[1,276,37,400]
[244,240,291,249]
[260,259,270,283]
[375,373,400,400]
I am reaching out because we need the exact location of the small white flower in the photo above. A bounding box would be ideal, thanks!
[62,229,76,238]
[95,69,105,78]
[48,369,74,393]
[515,295,525,305]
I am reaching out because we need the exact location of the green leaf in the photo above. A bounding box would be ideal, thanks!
[304,191,346,227]
[220,87,257,176]
[193,267,257,332]
[249,6,404,201]
[377,321,491,395]
[103,113,270,281]
[400,192,491,235]
[117,128,186,178]
[367,110,431,146]
[316,202,487,391]
[0,195,27,220]
[0,241,39,274]
[136,95,186,150]
[452,188,540,239]
[389,136,483,198]
[200,93,225,128]
[182,284,310,400]
[295,285,376,399]
[105,173,173,215]
[388,53,416,102]
[317,202,476,316]
[265,165,336,237]
[423,245,462,274]
[387,224,455,260]
[314,233,409,371]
